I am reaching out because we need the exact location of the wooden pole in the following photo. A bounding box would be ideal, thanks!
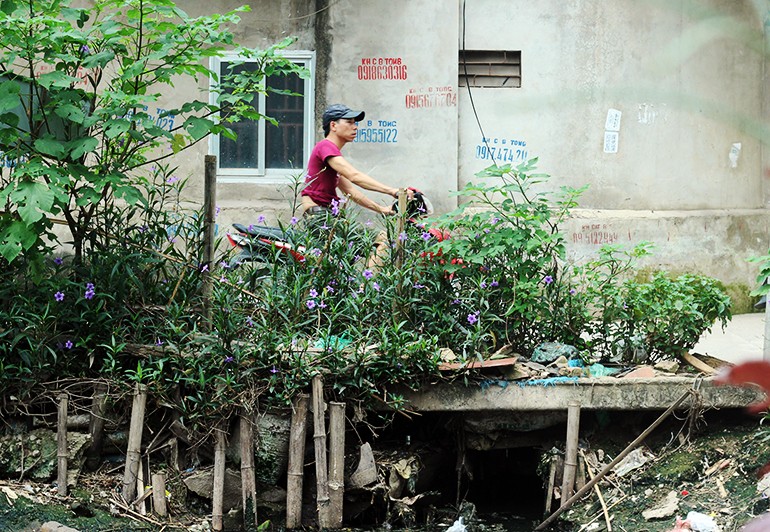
[286,394,310,529]
[560,402,581,507]
[56,393,68,496]
[212,426,227,531]
[203,154,217,328]
[312,375,331,528]
[122,383,147,502]
[85,382,108,471]
[535,390,693,530]
[240,411,258,530]
[328,402,346,528]
[152,472,167,517]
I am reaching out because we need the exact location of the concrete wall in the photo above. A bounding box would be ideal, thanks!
[165,0,769,290]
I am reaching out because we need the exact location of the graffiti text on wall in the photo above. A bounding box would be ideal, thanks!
[405,87,456,109]
[475,137,528,164]
[353,120,398,143]
[358,57,408,80]
[125,106,176,131]
[571,224,623,245]
[0,152,26,168]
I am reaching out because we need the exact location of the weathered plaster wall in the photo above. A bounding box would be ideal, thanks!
[456,0,770,286]
[148,0,768,288]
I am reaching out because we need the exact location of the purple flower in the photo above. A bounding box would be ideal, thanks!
[219,261,230,269]
[270,365,278,374]
[80,44,90,55]
[569,288,577,295]
[155,339,164,346]
[84,289,95,300]
[64,340,73,349]
[166,175,179,184]
[246,317,255,326]
[326,285,335,293]
[215,205,221,216]
[480,282,487,289]
[467,312,479,325]
[321,223,330,230]
[257,214,266,224]
[54,291,64,302]
[373,282,380,291]
[318,301,328,308]
[290,216,299,225]
[398,232,408,242]
[306,300,316,309]
[544,275,554,285]
[309,288,319,298]
[200,264,209,273]
[413,283,425,289]
[331,199,340,216]
[363,269,374,280]
[224,355,234,363]
[364,220,373,227]
[421,231,432,241]
[53,257,63,265]
[451,299,460,305]
[311,248,322,257]
[490,280,499,287]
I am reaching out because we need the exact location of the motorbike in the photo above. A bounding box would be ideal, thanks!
[225,191,433,270]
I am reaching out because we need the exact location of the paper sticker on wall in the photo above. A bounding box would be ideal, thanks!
[604,132,619,154]
[605,108,622,131]
[603,109,621,154]
[729,142,741,168]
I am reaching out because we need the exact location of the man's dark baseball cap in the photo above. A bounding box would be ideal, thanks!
[323,104,365,128]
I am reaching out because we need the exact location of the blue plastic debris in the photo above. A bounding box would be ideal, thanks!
[568,358,585,368]
[518,376,579,387]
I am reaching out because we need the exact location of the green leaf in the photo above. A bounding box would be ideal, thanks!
[11,181,55,224]
[183,117,215,140]
[33,137,67,158]
[0,81,21,113]
[54,103,86,123]
[68,137,98,159]
[81,50,115,69]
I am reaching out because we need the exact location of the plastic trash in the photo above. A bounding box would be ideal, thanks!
[685,511,719,532]
[446,516,466,532]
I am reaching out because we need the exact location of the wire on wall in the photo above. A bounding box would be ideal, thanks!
[461,0,498,169]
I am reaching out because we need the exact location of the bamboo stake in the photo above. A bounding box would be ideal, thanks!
[122,383,147,502]
[312,375,331,528]
[240,411,258,530]
[85,382,108,471]
[543,454,557,516]
[152,472,167,517]
[212,426,227,531]
[560,402,581,507]
[286,394,310,529]
[57,393,68,496]
[580,450,612,532]
[136,460,146,515]
[328,402,346,528]
[535,389,693,530]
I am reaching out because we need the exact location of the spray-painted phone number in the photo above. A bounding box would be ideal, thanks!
[475,138,528,163]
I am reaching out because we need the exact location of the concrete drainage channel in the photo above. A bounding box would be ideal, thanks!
[340,377,764,530]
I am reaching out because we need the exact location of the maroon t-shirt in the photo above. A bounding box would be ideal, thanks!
[302,139,342,206]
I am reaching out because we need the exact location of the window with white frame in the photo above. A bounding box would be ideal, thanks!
[210,51,314,183]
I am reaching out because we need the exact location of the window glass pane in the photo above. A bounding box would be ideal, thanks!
[265,72,304,169]
[219,62,259,169]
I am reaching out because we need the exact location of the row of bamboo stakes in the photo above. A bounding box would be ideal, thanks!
[54,374,343,530]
